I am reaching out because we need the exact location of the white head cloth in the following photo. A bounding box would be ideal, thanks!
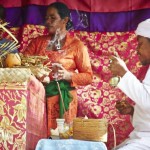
[135,19,150,38]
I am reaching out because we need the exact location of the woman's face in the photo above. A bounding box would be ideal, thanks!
[137,35,150,65]
[45,7,66,34]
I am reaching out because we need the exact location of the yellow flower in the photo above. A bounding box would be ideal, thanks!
[23,36,28,42]
[80,31,88,36]
[81,92,89,99]
[102,98,110,105]
[0,116,20,144]
[136,61,142,67]
[116,32,122,36]
[100,35,109,42]
[95,45,100,50]
[102,43,108,48]
[13,96,27,122]
[93,75,101,83]
[103,91,109,97]
[90,105,101,116]
[103,66,110,73]
[109,110,116,116]
[28,24,34,29]
[102,82,110,89]
[117,42,128,51]
[104,107,109,112]
[0,100,5,115]
[91,59,100,67]
[108,46,116,53]
[109,94,116,101]
[13,134,26,150]
[90,90,101,99]
[106,32,115,36]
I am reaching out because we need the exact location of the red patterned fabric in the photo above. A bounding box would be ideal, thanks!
[0,1,149,149]
[2,25,148,150]
[19,25,48,53]
[0,84,27,150]
[74,31,148,149]
[0,76,47,150]
[20,25,149,150]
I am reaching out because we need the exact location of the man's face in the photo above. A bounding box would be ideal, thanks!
[45,7,65,34]
[136,35,150,66]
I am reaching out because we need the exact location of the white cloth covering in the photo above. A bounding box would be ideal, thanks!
[114,140,150,150]
[115,66,150,150]
[135,19,150,38]
[35,139,107,150]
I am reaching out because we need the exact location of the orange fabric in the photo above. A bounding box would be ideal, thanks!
[23,32,93,137]
[23,33,93,86]
[47,90,77,136]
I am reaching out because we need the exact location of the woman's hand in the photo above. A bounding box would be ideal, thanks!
[116,100,134,116]
[51,63,72,81]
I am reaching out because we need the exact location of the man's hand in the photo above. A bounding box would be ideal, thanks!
[115,100,134,116]
[109,56,128,77]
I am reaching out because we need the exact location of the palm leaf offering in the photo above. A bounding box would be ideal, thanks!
[0,22,20,67]
[0,41,20,57]
[19,53,49,67]
[18,54,52,78]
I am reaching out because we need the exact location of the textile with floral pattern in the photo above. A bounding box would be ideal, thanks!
[0,76,47,150]
[19,25,149,150]
[0,83,27,150]
[1,25,149,150]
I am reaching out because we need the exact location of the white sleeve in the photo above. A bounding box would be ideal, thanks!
[117,70,150,109]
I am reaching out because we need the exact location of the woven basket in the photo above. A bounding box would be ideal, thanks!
[73,118,108,142]
[0,68,31,83]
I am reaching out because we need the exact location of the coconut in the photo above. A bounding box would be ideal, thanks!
[5,53,21,68]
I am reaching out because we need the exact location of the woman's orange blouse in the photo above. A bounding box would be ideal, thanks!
[23,33,93,86]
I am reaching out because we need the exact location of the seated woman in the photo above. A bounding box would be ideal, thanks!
[23,2,93,137]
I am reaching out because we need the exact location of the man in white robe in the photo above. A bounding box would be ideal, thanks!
[110,19,150,150]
